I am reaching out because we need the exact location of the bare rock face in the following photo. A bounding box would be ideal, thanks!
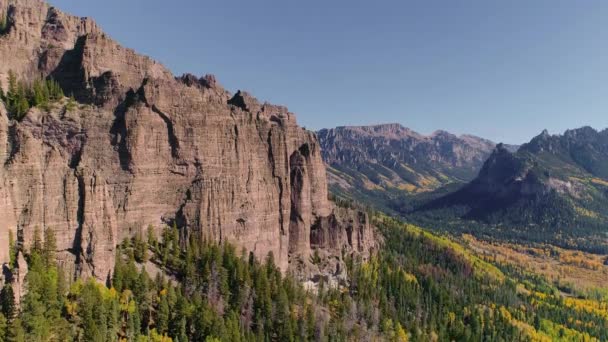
[318,123,503,193]
[316,123,517,215]
[0,0,375,282]
[293,207,378,288]
[12,252,28,306]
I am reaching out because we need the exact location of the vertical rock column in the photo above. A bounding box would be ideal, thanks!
[0,103,12,265]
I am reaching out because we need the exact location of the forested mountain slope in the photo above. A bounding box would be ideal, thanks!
[417,127,608,253]
[1,216,607,341]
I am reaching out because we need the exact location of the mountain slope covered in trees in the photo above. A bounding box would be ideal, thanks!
[1,217,607,341]
[416,127,608,253]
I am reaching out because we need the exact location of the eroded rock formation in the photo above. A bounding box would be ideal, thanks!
[0,0,376,282]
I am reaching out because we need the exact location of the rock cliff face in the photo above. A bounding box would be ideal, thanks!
[317,123,513,214]
[0,0,376,282]
[319,124,502,192]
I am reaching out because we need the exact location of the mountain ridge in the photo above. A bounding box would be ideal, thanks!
[317,123,514,214]
[0,0,377,284]
[417,126,608,252]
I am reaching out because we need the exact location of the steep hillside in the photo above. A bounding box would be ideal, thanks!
[2,215,607,341]
[0,0,376,283]
[418,127,608,253]
[317,124,506,212]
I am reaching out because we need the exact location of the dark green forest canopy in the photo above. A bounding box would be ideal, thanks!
[0,71,66,121]
[0,219,607,341]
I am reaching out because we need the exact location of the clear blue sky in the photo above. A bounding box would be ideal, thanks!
[49,0,608,144]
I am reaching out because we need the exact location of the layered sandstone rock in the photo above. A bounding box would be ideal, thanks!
[0,0,376,282]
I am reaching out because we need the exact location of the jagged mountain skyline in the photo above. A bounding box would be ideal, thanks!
[45,0,608,144]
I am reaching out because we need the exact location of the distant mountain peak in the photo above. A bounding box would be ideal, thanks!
[325,123,423,140]
[418,125,608,253]
[317,124,500,209]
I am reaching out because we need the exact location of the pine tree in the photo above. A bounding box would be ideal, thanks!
[147,225,157,251]
[43,228,57,267]
[171,223,180,260]
[0,312,6,342]
[534,314,541,331]
[112,250,124,292]
[7,72,16,96]
[6,318,25,342]
[0,285,15,321]
[31,227,42,255]
[156,293,170,334]
[133,230,148,263]
[8,230,16,269]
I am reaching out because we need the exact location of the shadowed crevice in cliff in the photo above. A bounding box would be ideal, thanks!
[299,143,310,158]
[110,89,137,172]
[50,35,87,101]
[50,34,122,106]
[267,130,285,234]
[289,152,304,223]
[150,105,180,160]
[173,184,197,229]
[68,135,85,169]
[0,5,16,36]
[70,172,85,277]
[233,124,239,160]
[135,78,181,160]
[288,146,308,252]
[4,124,19,166]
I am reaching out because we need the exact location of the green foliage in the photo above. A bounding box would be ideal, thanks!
[1,71,64,121]
[65,93,77,112]
[7,230,16,270]
[355,217,608,341]
[43,228,57,267]
[0,286,15,322]
[133,230,148,263]
[408,130,608,255]
[309,249,321,265]
[6,317,25,342]
[2,217,607,341]
[0,312,6,342]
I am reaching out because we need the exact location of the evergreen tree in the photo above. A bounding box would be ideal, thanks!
[43,228,57,267]
[0,312,6,342]
[2,72,65,120]
[156,292,170,334]
[133,230,148,263]
[171,223,180,260]
[6,318,24,342]
[7,230,15,270]
[147,225,157,251]
[0,286,15,321]
[31,227,42,255]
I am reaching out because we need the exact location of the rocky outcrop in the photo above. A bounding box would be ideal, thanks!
[318,124,505,194]
[294,207,378,289]
[0,0,376,282]
[316,123,512,215]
